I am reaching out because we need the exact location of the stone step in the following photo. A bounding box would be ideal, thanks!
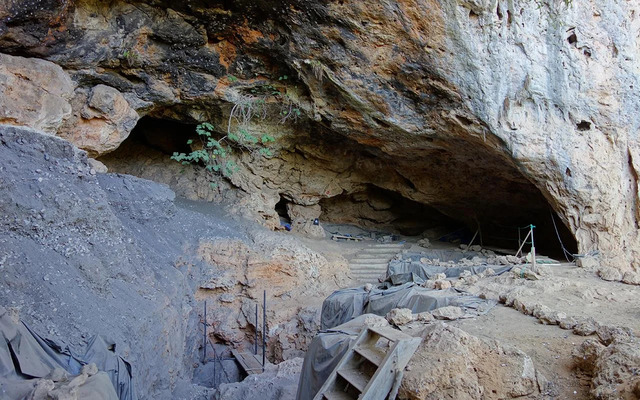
[355,278,383,283]
[349,262,389,268]
[350,267,387,272]
[359,248,403,254]
[350,271,387,277]
[350,257,390,263]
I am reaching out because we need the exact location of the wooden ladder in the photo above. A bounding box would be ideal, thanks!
[313,326,421,400]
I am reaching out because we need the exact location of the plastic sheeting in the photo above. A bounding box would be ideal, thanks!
[387,252,512,285]
[321,282,497,330]
[320,286,383,331]
[365,284,495,317]
[0,306,136,400]
[296,314,388,400]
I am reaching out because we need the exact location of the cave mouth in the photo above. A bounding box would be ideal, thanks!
[120,115,197,156]
[319,185,577,260]
[103,116,578,260]
[275,195,291,224]
[319,186,458,237]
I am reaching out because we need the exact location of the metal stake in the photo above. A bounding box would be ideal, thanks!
[203,301,207,363]
[254,304,258,355]
[530,225,537,273]
[262,290,266,372]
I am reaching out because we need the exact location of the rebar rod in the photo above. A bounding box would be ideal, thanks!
[262,290,266,372]
[202,301,207,363]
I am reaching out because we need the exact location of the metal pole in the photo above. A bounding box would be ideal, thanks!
[468,228,479,248]
[515,230,531,258]
[203,301,207,363]
[254,304,258,355]
[530,225,537,273]
[262,290,266,372]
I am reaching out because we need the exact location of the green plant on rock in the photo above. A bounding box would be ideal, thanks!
[121,49,140,67]
[171,122,275,187]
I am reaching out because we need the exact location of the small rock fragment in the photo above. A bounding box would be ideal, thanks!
[219,293,236,303]
[559,317,578,330]
[572,339,604,374]
[81,363,98,376]
[386,308,414,326]
[464,275,479,285]
[434,280,452,290]
[575,255,599,270]
[431,306,464,320]
[433,273,447,281]
[415,312,435,322]
[598,268,622,282]
[423,280,436,289]
[573,317,598,336]
[621,271,640,285]
[506,255,521,264]
[539,310,567,325]
[596,324,634,345]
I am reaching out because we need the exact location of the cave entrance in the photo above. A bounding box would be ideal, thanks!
[106,115,197,158]
[319,186,458,237]
[99,115,208,195]
[275,195,291,224]
[318,185,577,260]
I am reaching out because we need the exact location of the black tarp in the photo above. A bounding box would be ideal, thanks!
[0,306,135,399]
[321,282,497,330]
[296,314,389,400]
[386,251,512,285]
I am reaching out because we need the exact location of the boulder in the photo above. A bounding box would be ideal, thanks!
[582,336,640,400]
[59,85,140,157]
[0,54,74,133]
[400,323,540,399]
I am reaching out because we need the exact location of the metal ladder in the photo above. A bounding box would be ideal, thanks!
[313,326,421,400]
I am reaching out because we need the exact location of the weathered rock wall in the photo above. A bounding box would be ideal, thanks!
[0,0,638,271]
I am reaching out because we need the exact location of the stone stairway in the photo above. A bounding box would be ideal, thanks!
[348,243,406,283]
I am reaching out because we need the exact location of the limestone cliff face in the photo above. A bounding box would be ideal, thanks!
[0,0,638,271]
